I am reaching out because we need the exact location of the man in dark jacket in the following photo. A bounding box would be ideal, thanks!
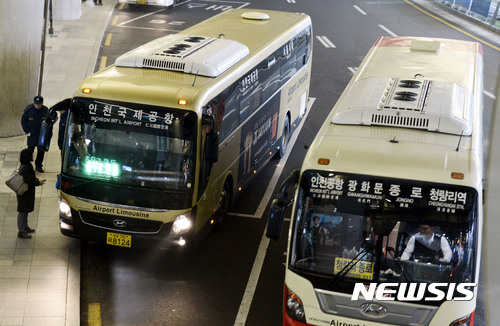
[21,96,49,172]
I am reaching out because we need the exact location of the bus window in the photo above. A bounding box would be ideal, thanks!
[279,39,298,85]
[63,99,197,194]
[294,26,312,70]
[239,71,262,122]
[260,52,281,100]
[222,86,240,140]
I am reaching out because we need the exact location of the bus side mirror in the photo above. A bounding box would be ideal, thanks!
[202,113,219,163]
[38,121,53,152]
[266,169,300,240]
[267,198,287,240]
[38,98,71,152]
[38,108,58,152]
[205,131,219,163]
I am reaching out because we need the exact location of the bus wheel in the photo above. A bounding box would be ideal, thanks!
[278,114,290,158]
[215,180,231,225]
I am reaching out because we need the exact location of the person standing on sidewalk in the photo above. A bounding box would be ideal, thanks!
[17,148,46,239]
[21,96,49,173]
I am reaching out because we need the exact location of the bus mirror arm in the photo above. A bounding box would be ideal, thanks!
[266,170,300,240]
[202,113,215,130]
[276,169,300,204]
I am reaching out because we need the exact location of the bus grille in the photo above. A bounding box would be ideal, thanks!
[315,289,437,325]
[79,211,167,234]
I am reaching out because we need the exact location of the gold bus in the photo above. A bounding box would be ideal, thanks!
[268,37,483,326]
[41,9,312,248]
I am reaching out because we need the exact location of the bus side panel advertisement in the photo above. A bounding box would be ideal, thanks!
[238,95,280,180]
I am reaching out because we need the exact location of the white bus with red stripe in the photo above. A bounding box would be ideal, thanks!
[267,36,484,326]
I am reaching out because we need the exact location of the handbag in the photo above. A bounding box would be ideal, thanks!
[5,170,29,195]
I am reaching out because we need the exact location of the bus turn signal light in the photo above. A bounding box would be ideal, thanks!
[178,99,187,105]
[318,158,330,165]
[451,172,464,180]
[83,88,92,94]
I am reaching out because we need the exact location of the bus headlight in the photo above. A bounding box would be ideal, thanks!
[59,198,72,219]
[449,311,474,326]
[285,286,306,323]
[172,213,191,235]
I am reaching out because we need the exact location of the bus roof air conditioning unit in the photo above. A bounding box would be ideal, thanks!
[115,34,250,77]
[331,76,473,135]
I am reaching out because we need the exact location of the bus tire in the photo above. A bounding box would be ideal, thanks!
[278,114,290,158]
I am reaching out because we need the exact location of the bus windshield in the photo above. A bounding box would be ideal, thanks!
[63,98,197,191]
[290,170,478,288]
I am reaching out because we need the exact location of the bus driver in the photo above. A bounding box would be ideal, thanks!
[400,224,452,263]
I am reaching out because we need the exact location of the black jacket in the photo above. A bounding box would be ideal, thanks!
[21,104,49,147]
[17,149,41,213]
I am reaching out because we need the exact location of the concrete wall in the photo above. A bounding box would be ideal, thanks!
[53,0,82,20]
[0,1,45,137]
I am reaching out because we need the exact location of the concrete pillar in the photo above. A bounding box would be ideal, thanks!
[0,0,45,137]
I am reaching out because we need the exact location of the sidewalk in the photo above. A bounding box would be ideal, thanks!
[0,1,115,325]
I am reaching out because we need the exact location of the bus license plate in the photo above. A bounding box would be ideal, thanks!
[106,232,131,248]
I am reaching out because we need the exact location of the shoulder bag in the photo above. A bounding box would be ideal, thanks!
[5,170,29,195]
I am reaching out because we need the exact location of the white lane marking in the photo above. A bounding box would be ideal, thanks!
[117,8,166,26]
[116,25,181,32]
[199,0,250,7]
[316,36,336,48]
[484,90,496,100]
[348,67,357,74]
[234,230,270,326]
[353,5,367,15]
[378,24,398,37]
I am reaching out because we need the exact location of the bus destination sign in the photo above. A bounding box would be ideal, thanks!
[307,172,473,213]
[83,100,179,132]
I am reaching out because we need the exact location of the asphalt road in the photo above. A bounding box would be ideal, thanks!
[80,1,500,325]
